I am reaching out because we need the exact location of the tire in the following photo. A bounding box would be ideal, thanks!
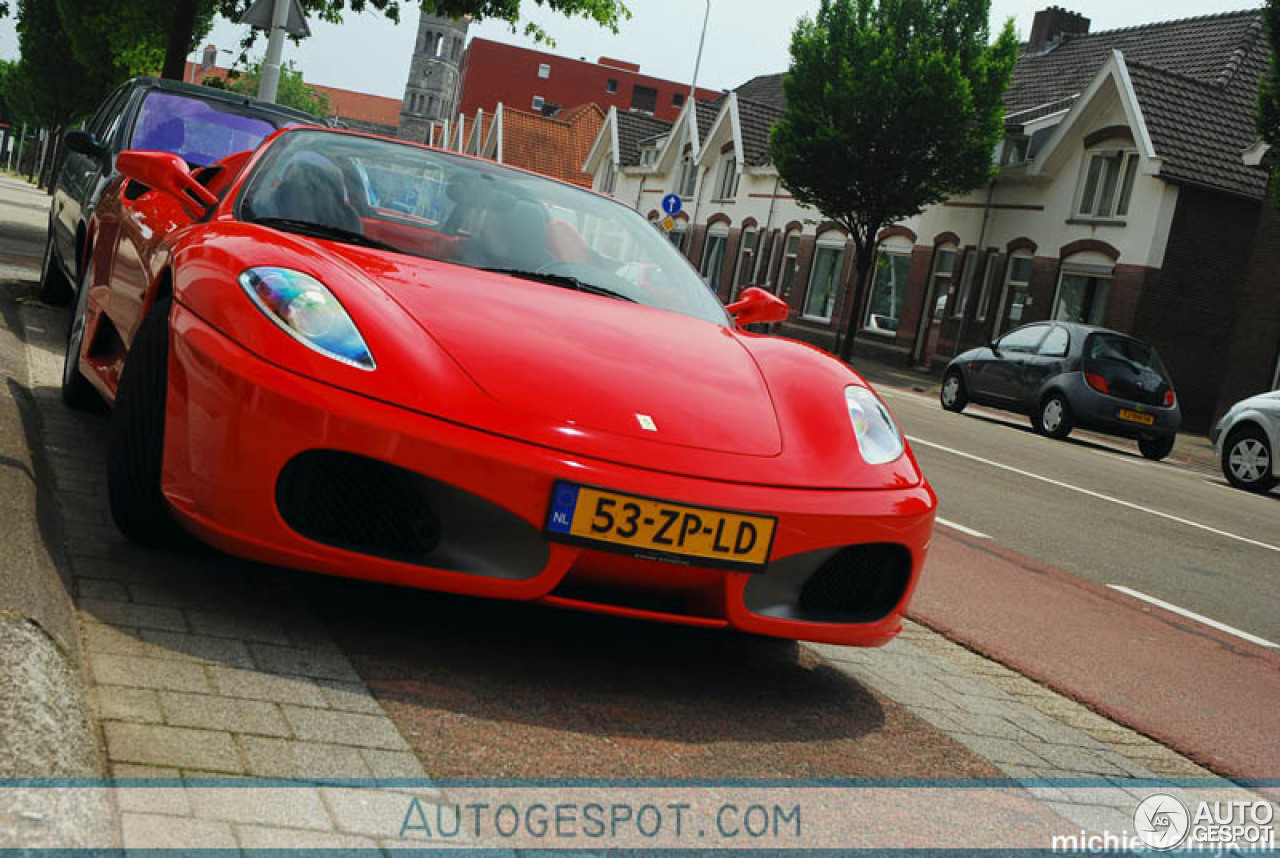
[107,295,182,544]
[38,230,75,306]
[1222,425,1278,493]
[1034,392,1073,439]
[1138,435,1176,461]
[61,262,101,409]
[940,370,968,413]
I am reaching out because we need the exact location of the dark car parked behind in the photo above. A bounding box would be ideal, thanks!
[940,322,1181,460]
[39,77,318,305]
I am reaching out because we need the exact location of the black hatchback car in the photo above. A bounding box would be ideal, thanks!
[940,322,1181,459]
[39,77,317,305]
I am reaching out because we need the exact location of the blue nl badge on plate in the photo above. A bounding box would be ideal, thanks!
[546,483,580,534]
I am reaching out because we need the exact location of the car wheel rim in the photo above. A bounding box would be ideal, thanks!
[1043,400,1063,432]
[942,377,958,406]
[64,283,88,387]
[1229,439,1269,483]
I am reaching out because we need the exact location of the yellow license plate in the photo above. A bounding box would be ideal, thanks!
[545,482,776,572]
[1117,409,1155,426]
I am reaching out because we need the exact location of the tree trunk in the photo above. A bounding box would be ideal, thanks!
[161,0,203,81]
[837,230,880,363]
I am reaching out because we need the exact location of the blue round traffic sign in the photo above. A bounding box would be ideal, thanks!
[662,194,683,216]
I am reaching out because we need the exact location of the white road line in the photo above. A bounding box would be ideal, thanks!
[907,435,1280,554]
[935,517,991,539]
[1107,585,1279,649]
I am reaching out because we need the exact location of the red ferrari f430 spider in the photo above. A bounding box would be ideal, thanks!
[60,125,936,646]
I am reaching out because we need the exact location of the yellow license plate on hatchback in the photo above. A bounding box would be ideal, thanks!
[545,482,776,572]
[1117,409,1155,426]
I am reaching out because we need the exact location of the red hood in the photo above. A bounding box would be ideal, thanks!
[368,261,782,457]
[181,224,922,490]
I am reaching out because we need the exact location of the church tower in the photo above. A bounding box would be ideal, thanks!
[398,12,470,143]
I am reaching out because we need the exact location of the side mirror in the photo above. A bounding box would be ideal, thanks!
[64,129,106,158]
[726,287,789,326]
[115,150,218,216]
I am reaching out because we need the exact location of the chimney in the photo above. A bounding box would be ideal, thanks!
[202,44,217,68]
[1029,7,1089,53]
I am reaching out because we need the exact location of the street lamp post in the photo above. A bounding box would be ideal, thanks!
[258,0,291,103]
[688,0,711,103]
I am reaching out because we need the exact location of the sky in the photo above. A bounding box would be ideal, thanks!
[0,0,1264,101]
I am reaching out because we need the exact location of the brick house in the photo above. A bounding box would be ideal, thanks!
[436,101,604,187]
[583,9,1280,430]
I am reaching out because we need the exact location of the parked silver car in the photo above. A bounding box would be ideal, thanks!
[1211,391,1280,493]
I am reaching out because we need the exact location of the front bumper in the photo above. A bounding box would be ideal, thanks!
[162,303,937,647]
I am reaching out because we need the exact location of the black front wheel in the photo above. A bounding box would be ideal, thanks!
[61,263,101,409]
[1138,435,1176,461]
[940,371,968,413]
[38,230,74,306]
[107,295,182,544]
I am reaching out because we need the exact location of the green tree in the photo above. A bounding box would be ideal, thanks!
[770,0,1018,361]
[54,0,217,84]
[224,59,332,118]
[1258,0,1280,206]
[5,0,112,127]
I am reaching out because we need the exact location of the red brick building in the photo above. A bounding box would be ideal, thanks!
[457,38,721,124]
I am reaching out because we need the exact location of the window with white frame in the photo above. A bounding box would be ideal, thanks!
[779,231,801,296]
[930,246,957,320]
[1077,148,1140,219]
[734,227,758,296]
[865,239,912,334]
[998,254,1033,335]
[639,146,656,167]
[761,232,780,287]
[714,155,739,200]
[1001,136,1029,166]
[1053,268,1112,326]
[975,250,999,321]
[701,224,730,286]
[537,63,551,79]
[598,159,617,195]
[951,248,976,318]
[677,152,697,199]
[531,95,545,112]
[803,234,846,322]
[669,222,688,252]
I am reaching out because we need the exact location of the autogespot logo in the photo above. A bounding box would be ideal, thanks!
[1134,794,1191,850]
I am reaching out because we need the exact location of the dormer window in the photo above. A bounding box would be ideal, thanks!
[639,146,657,167]
[714,154,739,200]
[1001,135,1029,166]
[1077,148,1139,219]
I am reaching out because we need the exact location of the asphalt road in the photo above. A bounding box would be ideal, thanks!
[877,386,1280,645]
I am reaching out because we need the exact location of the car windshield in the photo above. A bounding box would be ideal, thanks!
[237,129,729,325]
[1085,333,1168,378]
[131,91,304,168]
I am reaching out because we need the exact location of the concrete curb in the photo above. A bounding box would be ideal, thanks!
[0,177,113,845]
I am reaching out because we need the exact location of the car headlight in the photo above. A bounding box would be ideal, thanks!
[846,385,904,464]
[238,267,375,370]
